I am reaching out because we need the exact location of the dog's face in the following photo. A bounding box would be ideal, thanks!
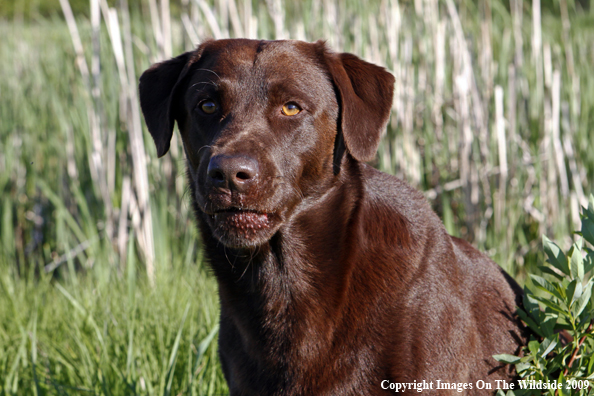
[139,39,394,249]
[180,40,339,248]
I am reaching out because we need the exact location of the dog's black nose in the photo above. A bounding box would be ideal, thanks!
[207,155,259,192]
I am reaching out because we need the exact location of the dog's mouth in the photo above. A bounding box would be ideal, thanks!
[204,207,280,248]
[196,180,289,248]
[213,208,272,231]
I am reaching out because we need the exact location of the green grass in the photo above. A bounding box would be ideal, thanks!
[0,15,227,393]
[1,240,225,394]
[0,241,225,394]
[1,0,594,393]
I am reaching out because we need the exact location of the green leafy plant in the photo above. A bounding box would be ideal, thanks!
[495,195,594,395]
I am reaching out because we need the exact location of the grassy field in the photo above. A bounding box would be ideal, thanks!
[1,0,593,393]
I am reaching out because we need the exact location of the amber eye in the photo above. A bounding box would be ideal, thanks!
[200,100,217,114]
[282,103,301,116]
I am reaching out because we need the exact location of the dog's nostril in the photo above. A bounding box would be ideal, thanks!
[236,171,251,181]
[211,170,225,181]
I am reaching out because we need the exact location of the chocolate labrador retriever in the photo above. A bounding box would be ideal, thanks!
[139,39,527,395]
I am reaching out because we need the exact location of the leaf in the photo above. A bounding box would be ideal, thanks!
[543,235,570,275]
[494,354,522,364]
[578,312,593,329]
[528,340,540,356]
[558,372,569,396]
[515,361,531,376]
[538,334,558,358]
[531,295,566,315]
[566,279,583,304]
[570,243,585,280]
[582,197,594,247]
[530,275,565,300]
[574,281,583,303]
[539,315,558,338]
[538,265,565,280]
[544,352,564,375]
[587,355,594,377]
[517,308,545,338]
[574,281,592,317]
[523,288,541,320]
[584,252,594,275]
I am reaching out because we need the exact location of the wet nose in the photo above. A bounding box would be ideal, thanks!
[206,155,259,193]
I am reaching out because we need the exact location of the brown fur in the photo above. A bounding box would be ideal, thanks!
[139,39,527,395]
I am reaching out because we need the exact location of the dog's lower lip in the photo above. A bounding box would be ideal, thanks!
[213,209,272,230]
[214,208,264,214]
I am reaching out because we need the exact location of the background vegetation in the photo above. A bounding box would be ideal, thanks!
[1,0,593,393]
[496,198,594,395]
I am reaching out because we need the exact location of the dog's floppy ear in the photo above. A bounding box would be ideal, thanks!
[139,49,202,157]
[321,44,395,162]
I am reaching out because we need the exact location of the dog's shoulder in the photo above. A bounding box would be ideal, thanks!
[358,163,444,240]
[356,164,508,281]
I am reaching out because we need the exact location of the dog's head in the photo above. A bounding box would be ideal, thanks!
[139,39,394,249]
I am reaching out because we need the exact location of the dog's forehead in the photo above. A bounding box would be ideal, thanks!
[196,39,328,85]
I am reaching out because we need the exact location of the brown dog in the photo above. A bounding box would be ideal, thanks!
[139,39,526,395]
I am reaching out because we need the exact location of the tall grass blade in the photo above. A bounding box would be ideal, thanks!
[54,282,105,349]
[164,302,191,395]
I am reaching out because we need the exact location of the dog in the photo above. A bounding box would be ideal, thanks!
[139,39,527,395]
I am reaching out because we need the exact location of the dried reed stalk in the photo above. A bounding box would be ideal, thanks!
[161,0,172,57]
[552,71,569,199]
[60,0,113,242]
[447,0,476,237]
[495,86,507,233]
[195,0,223,39]
[118,176,131,271]
[511,0,523,67]
[147,0,164,59]
[266,0,285,39]
[227,0,244,37]
[532,0,544,118]
[122,0,156,285]
[181,13,201,45]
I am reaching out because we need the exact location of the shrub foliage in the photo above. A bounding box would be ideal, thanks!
[495,195,594,395]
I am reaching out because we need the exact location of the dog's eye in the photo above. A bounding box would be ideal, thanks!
[200,100,217,114]
[281,103,301,116]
